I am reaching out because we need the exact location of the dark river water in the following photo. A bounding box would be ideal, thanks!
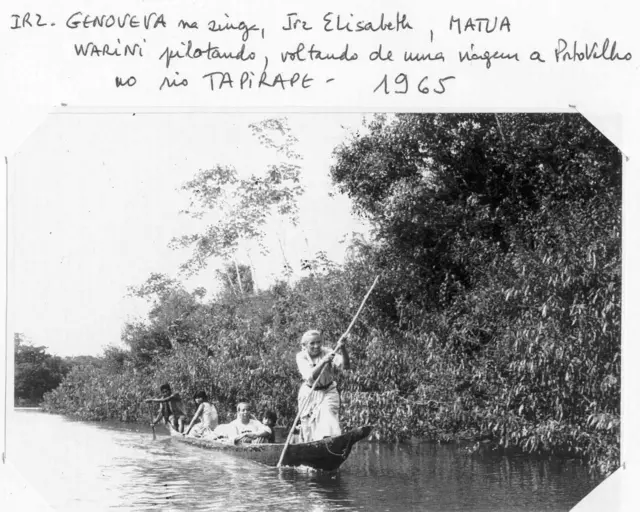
[8,409,600,511]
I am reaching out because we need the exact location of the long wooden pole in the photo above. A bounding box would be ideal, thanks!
[277,276,379,468]
[150,404,157,441]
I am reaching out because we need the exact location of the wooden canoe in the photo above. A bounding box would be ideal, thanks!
[164,423,372,471]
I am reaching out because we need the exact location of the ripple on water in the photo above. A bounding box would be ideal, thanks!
[9,410,601,512]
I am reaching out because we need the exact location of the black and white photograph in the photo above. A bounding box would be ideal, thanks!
[7,112,621,510]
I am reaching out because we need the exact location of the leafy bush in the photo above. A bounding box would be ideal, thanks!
[43,114,620,476]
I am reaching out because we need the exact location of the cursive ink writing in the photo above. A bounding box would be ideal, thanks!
[458,44,519,69]
[7,7,633,96]
[369,44,394,61]
[282,13,312,31]
[404,50,445,62]
[177,19,198,29]
[323,12,413,32]
[115,76,137,87]
[160,72,188,90]
[160,41,256,68]
[554,38,632,62]
[280,43,358,62]
[207,14,262,42]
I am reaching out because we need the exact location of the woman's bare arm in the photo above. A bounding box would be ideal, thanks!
[185,403,204,435]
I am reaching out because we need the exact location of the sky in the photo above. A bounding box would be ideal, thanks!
[9,112,370,356]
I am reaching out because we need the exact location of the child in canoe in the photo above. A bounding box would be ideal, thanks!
[185,391,219,438]
[261,410,277,443]
[146,383,188,433]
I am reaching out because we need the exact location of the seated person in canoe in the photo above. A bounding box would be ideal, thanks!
[209,402,272,444]
[184,391,219,438]
[296,330,351,442]
[146,383,188,433]
[261,410,278,443]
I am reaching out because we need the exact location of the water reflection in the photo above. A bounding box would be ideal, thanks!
[9,410,600,512]
[276,468,354,511]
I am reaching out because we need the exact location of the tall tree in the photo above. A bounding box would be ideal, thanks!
[170,117,304,292]
[331,113,620,315]
[331,113,621,465]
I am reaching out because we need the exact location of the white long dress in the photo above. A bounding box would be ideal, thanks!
[296,347,344,442]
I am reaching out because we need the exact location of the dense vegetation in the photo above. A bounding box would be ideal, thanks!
[14,334,70,405]
[42,114,620,475]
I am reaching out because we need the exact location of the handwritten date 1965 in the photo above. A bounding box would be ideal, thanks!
[374,73,456,95]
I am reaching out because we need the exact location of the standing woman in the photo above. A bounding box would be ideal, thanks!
[296,330,351,442]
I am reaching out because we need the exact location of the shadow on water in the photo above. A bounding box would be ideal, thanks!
[9,410,601,512]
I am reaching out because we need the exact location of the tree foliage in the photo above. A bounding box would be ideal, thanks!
[170,117,304,292]
[216,262,255,297]
[331,113,621,474]
[44,114,621,476]
[122,273,209,366]
[14,333,69,405]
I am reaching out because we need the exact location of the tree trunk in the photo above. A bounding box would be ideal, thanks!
[222,266,237,296]
[233,257,244,296]
[276,233,292,281]
[245,249,258,293]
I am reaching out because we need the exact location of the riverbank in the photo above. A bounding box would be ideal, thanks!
[42,315,620,478]
[37,400,604,477]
